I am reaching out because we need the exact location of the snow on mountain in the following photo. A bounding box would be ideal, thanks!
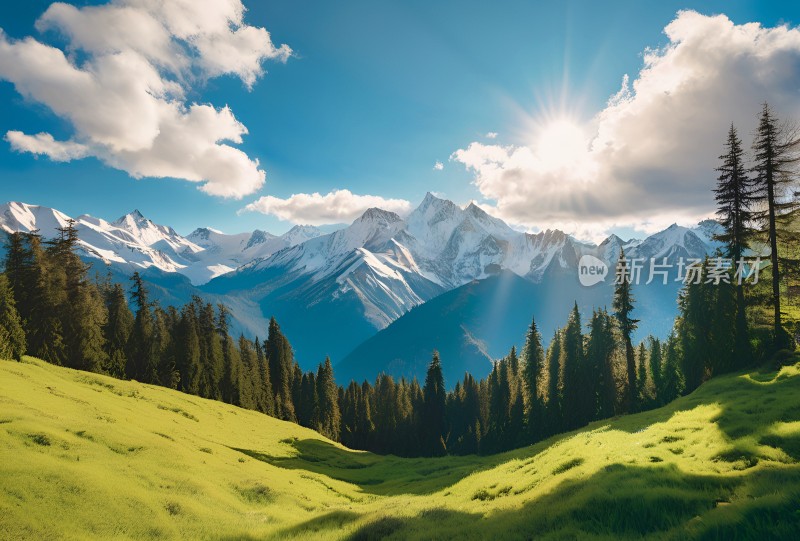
[0,202,326,286]
[187,223,324,269]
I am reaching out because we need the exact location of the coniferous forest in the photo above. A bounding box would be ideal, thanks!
[1,103,800,458]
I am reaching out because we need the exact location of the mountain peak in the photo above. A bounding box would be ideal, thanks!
[113,209,148,227]
[357,207,403,224]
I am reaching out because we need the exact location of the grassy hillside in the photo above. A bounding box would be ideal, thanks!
[2,357,800,540]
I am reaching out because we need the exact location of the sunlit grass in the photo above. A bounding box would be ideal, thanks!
[1,357,800,539]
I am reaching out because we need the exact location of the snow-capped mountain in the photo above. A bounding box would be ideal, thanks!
[0,202,324,286]
[186,223,324,270]
[206,193,721,366]
[1,196,722,373]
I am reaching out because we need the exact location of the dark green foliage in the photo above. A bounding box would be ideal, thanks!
[521,317,545,441]
[613,249,639,413]
[751,103,800,350]
[561,304,589,430]
[316,357,341,441]
[0,273,26,360]
[587,309,617,420]
[422,351,447,456]
[102,282,133,378]
[714,124,755,366]
[266,317,296,422]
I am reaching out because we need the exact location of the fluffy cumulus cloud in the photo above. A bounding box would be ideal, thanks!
[433,161,444,171]
[453,11,800,238]
[241,189,412,225]
[0,0,291,198]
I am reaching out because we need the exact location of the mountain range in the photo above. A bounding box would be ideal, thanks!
[0,195,721,384]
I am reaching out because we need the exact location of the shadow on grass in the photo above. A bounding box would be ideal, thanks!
[230,439,510,496]
[611,364,800,451]
[338,462,800,540]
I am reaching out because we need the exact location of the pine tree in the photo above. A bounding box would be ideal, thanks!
[422,351,447,456]
[126,272,156,382]
[25,233,66,365]
[636,342,649,408]
[648,337,664,406]
[521,317,545,441]
[545,329,562,435]
[561,303,588,430]
[678,267,712,393]
[103,282,133,378]
[751,103,800,349]
[48,220,107,371]
[316,357,341,441]
[613,249,639,412]
[266,317,296,422]
[3,232,30,324]
[254,337,275,415]
[587,309,616,420]
[176,302,202,395]
[0,273,26,360]
[660,332,684,403]
[714,124,755,366]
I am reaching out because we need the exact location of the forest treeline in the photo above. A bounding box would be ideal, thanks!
[0,103,797,457]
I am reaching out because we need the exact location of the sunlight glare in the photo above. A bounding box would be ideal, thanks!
[535,117,590,172]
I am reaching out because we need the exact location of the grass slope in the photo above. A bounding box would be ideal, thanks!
[2,357,800,540]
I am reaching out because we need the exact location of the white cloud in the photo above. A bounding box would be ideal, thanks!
[485,132,498,139]
[5,131,89,162]
[433,161,444,171]
[241,189,413,225]
[0,0,291,198]
[453,11,800,237]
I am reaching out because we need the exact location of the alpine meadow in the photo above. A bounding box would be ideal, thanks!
[2,1,800,540]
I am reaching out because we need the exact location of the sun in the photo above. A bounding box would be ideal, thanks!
[534,117,590,172]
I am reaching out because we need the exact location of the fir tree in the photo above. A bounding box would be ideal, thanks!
[545,329,562,435]
[648,337,664,406]
[103,282,133,378]
[422,351,447,456]
[521,317,545,441]
[127,272,156,382]
[660,332,684,403]
[587,309,616,419]
[751,103,800,349]
[561,303,588,430]
[266,317,296,422]
[714,124,755,366]
[613,249,639,412]
[316,357,341,441]
[0,273,26,360]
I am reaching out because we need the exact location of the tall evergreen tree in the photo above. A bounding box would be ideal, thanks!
[316,357,341,441]
[636,342,650,408]
[561,303,588,430]
[660,332,684,403]
[422,351,447,456]
[751,103,800,349]
[103,282,133,378]
[678,267,713,393]
[714,124,755,366]
[266,317,296,422]
[545,329,562,434]
[0,273,26,360]
[587,309,616,420]
[648,337,664,406]
[521,317,545,441]
[127,272,156,382]
[613,249,639,412]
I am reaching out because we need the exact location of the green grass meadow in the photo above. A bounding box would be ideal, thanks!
[2,356,800,540]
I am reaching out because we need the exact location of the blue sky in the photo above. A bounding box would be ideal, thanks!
[1,1,800,239]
